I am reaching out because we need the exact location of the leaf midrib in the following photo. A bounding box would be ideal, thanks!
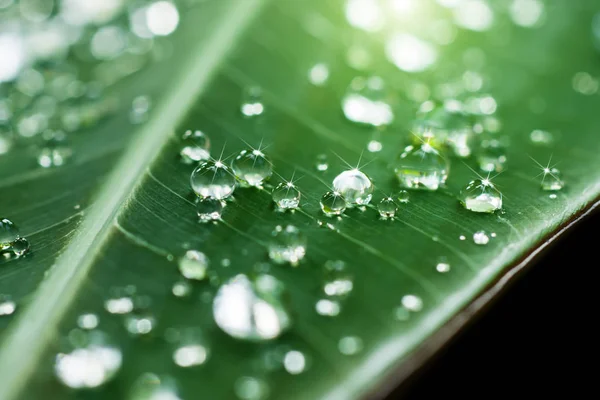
[0,1,265,398]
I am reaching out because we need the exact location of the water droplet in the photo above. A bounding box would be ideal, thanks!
[315,153,329,171]
[342,76,393,126]
[231,149,272,187]
[541,168,564,191]
[272,182,301,210]
[323,260,353,298]
[473,230,490,245]
[180,130,210,164]
[196,197,224,223]
[190,160,236,200]
[128,373,181,400]
[308,63,329,86]
[178,250,209,280]
[284,350,306,375]
[338,336,363,355]
[241,87,264,117]
[401,294,423,312]
[77,313,99,330]
[268,225,306,266]
[529,129,553,145]
[37,129,72,168]
[213,274,291,341]
[460,179,502,213]
[54,331,122,389]
[377,197,397,219]
[367,139,382,152]
[0,295,16,316]
[172,281,192,298]
[130,95,151,124]
[104,296,134,315]
[234,376,269,400]
[173,344,208,367]
[320,191,347,216]
[477,136,507,172]
[549,193,557,199]
[397,190,410,203]
[0,218,19,250]
[459,235,466,241]
[333,169,373,206]
[436,260,451,273]
[315,299,341,316]
[125,314,155,336]
[394,143,449,190]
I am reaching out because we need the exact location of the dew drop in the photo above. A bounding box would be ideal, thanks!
[323,260,353,298]
[268,225,306,266]
[338,336,363,355]
[213,274,290,341]
[172,281,192,298]
[130,95,151,124]
[315,153,329,171]
[104,296,134,315]
[231,149,272,187]
[394,143,449,190]
[436,260,451,273]
[367,139,382,152]
[241,87,264,117]
[308,63,329,86]
[333,169,373,206]
[529,129,553,146]
[476,136,507,173]
[190,160,236,200]
[234,376,269,400]
[125,314,155,336]
[397,190,410,203]
[1,218,30,258]
[283,350,306,375]
[0,295,16,316]
[173,344,209,367]
[272,182,301,210]
[315,299,341,316]
[541,168,564,191]
[180,129,210,164]
[459,235,466,241]
[549,193,557,199]
[320,191,347,216]
[196,197,224,223]
[37,129,72,168]
[179,250,209,280]
[77,313,99,330]
[54,331,122,389]
[473,230,490,245]
[342,76,393,126]
[460,179,502,213]
[377,197,397,219]
[401,294,423,312]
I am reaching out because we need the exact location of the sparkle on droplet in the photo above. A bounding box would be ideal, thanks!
[338,336,363,355]
[190,160,236,200]
[460,179,502,213]
[180,130,210,164]
[179,250,209,280]
[272,182,301,210]
[394,143,449,190]
[231,149,272,187]
[401,294,423,312]
[320,191,347,216]
[473,230,490,245]
[541,167,564,191]
[333,169,373,206]
[196,197,224,223]
[377,197,397,219]
[268,225,306,266]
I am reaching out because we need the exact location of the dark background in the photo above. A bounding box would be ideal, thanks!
[387,208,597,398]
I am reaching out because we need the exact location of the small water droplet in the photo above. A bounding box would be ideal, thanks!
[436,260,451,273]
[213,274,290,341]
[125,314,155,336]
[180,130,210,164]
[130,95,151,124]
[338,336,363,355]
[397,190,410,203]
[37,130,72,168]
[367,139,382,152]
[377,197,397,219]
[315,299,341,316]
[172,281,192,298]
[77,313,99,330]
[173,344,209,367]
[459,235,466,241]
[272,182,301,210]
[529,129,553,146]
[323,260,353,298]
[231,149,272,187]
[490,232,497,238]
[196,197,224,223]
[0,295,16,316]
[333,169,373,206]
[549,193,557,199]
[179,250,209,280]
[241,87,264,117]
[394,143,449,190]
[473,230,490,245]
[54,331,122,389]
[320,191,347,216]
[234,376,269,400]
[284,350,306,375]
[342,76,393,126]
[315,153,329,171]
[477,136,507,173]
[460,179,502,213]
[541,168,564,191]
[401,294,423,312]
[308,63,329,86]
[190,160,236,200]
[104,296,134,315]
[268,225,306,266]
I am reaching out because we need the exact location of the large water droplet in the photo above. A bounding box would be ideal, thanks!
[180,130,210,164]
[377,197,397,219]
[268,225,306,266]
[460,179,502,213]
[213,274,291,341]
[541,168,564,191]
[320,191,347,216]
[196,197,223,223]
[190,160,236,200]
[54,331,122,389]
[332,169,373,206]
[231,149,272,187]
[179,250,209,280]
[394,143,449,190]
[342,76,393,126]
[473,230,490,245]
[0,218,29,258]
[272,182,301,210]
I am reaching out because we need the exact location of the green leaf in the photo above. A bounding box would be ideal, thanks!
[1,0,600,399]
